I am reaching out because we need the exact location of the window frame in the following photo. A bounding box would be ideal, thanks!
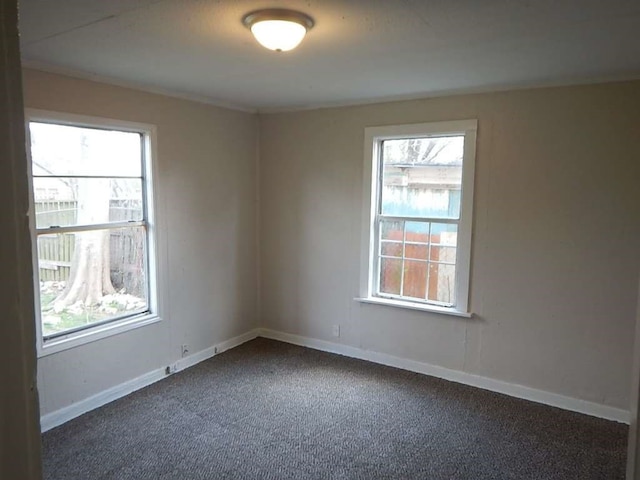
[25,109,163,357]
[357,120,477,317]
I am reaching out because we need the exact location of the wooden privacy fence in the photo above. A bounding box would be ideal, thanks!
[36,200,145,297]
[38,234,74,282]
[380,229,457,304]
[109,228,146,297]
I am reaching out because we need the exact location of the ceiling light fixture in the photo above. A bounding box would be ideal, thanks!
[242,9,314,52]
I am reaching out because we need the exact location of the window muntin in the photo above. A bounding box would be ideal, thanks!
[28,119,154,343]
[377,219,458,305]
[362,121,476,314]
[33,178,144,228]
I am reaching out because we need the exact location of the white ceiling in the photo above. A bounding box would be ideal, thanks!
[18,0,640,111]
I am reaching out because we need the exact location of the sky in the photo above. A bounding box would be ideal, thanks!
[30,122,143,177]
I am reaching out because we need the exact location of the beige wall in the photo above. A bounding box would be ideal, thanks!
[18,67,640,421]
[259,81,640,410]
[22,68,259,416]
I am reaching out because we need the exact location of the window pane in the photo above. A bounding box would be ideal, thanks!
[403,260,427,299]
[428,224,458,305]
[34,178,143,228]
[430,246,457,264]
[379,258,402,295]
[37,226,148,337]
[30,122,142,177]
[427,263,456,305]
[376,219,459,305]
[404,221,429,260]
[380,136,463,218]
[380,219,404,241]
[381,241,402,257]
[404,243,428,260]
[431,224,458,247]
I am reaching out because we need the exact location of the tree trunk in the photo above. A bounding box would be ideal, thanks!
[55,134,114,307]
[55,229,115,307]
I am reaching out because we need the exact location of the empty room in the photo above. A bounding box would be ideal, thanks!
[3,0,640,479]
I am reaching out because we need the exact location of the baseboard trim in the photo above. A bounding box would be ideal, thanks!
[175,329,261,372]
[258,328,630,424]
[40,328,261,432]
[40,367,166,432]
[40,327,628,431]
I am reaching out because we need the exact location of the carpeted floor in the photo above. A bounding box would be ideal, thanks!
[42,338,628,479]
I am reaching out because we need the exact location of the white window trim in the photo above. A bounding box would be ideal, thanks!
[25,109,164,357]
[356,119,477,317]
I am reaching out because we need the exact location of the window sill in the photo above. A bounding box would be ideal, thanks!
[38,313,162,358]
[354,296,473,318]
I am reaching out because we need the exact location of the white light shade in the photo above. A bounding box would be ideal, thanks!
[242,9,314,52]
[250,20,307,52]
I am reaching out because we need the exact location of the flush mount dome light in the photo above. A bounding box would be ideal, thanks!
[242,9,314,52]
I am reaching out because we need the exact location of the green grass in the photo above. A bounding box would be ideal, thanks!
[41,297,127,336]
[39,282,146,336]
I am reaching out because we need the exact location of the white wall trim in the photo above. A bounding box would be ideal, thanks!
[258,328,630,424]
[40,367,166,432]
[40,329,261,432]
[175,329,261,371]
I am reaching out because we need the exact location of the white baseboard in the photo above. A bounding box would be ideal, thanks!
[40,367,166,432]
[40,329,261,432]
[175,329,261,372]
[41,326,628,432]
[258,328,630,424]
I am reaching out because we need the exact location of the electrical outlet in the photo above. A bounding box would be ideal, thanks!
[181,344,189,357]
[332,324,340,337]
[165,363,178,375]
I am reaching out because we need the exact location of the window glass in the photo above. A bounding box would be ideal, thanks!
[38,226,148,337]
[376,220,459,306]
[30,123,142,177]
[380,136,463,219]
[33,178,143,228]
[30,121,151,341]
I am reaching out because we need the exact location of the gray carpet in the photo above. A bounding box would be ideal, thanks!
[42,338,627,479]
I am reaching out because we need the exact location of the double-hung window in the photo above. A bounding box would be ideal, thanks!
[26,111,160,354]
[359,120,477,316]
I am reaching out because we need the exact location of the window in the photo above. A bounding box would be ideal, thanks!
[26,111,160,354]
[358,120,477,316]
